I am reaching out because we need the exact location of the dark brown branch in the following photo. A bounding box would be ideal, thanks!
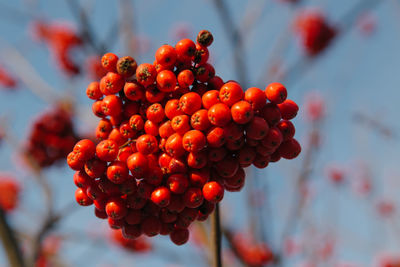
[0,208,26,267]
[211,203,222,267]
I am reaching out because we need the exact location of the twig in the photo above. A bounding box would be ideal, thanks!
[211,203,222,267]
[353,112,395,139]
[0,208,26,267]
[213,0,248,87]
[66,0,104,54]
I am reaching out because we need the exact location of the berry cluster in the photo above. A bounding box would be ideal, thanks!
[0,64,17,89]
[294,10,336,56]
[67,30,301,246]
[111,228,152,253]
[32,21,82,75]
[24,107,79,168]
[232,233,274,266]
[0,174,20,212]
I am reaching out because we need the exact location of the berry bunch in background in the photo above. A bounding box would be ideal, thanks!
[67,30,301,246]
[294,10,336,56]
[0,64,17,89]
[0,174,20,212]
[24,107,79,168]
[32,21,83,75]
[111,228,152,253]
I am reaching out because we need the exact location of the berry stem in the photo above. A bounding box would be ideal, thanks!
[211,203,222,267]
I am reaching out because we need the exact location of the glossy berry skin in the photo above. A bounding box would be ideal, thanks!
[155,44,177,67]
[127,152,149,177]
[124,80,145,101]
[106,197,127,220]
[202,181,224,203]
[182,130,206,153]
[262,127,283,148]
[208,103,231,127]
[177,69,194,88]
[179,92,202,115]
[183,187,203,208]
[167,174,189,194]
[231,101,254,124]
[156,70,176,92]
[75,188,93,206]
[219,82,244,107]
[101,95,123,117]
[191,109,211,131]
[86,82,102,100]
[146,103,165,123]
[100,72,124,95]
[150,187,171,207]
[202,90,220,109]
[107,161,129,184]
[261,103,281,126]
[206,127,226,148]
[73,139,95,161]
[136,134,158,155]
[175,39,196,61]
[171,115,191,135]
[277,99,299,120]
[265,82,287,104]
[96,140,118,162]
[101,53,118,72]
[165,133,185,157]
[278,138,301,159]
[277,120,295,141]
[246,117,270,140]
[170,228,189,245]
[245,87,266,111]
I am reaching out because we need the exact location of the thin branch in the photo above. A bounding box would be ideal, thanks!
[0,208,26,267]
[211,203,222,267]
[213,0,248,87]
[66,0,104,54]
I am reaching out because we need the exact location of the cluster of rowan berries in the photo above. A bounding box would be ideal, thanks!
[24,107,79,168]
[111,229,152,253]
[32,21,82,75]
[294,10,336,56]
[232,233,274,266]
[67,30,301,246]
[0,174,20,212]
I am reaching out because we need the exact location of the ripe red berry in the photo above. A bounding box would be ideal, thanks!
[179,92,202,115]
[101,53,118,72]
[202,181,224,203]
[231,101,254,124]
[245,87,267,111]
[127,152,149,177]
[219,82,244,107]
[208,103,231,127]
[277,99,299,120]
[136,63,157,87]
[150,187,171,207]
[182,130,206,153]
[156,70,177,92]
[155,44,177,67]
[170,228,189,245]
[75,188,93,206]
[96,139,119,162]
[265,82,287,104]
